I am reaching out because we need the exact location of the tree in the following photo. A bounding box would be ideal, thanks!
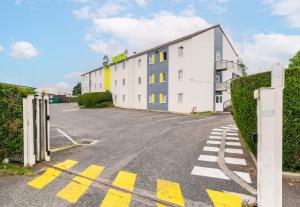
[288,50,300,68]
[72,82,81,95]
[238,60,247,76]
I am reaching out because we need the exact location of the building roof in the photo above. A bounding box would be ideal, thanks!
[82,24,238,76]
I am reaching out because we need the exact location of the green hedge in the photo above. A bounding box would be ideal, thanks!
[0,83,34,161]
[231,68,300,171]
[77,92,113,108]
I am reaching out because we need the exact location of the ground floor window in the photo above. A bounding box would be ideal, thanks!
[149,93,155,104]
[138,94,141,102]
[159,93,167,104]
[215,91,222,103]
[123,95,126,102]
[115,95,117,102]
[178,93,183,103]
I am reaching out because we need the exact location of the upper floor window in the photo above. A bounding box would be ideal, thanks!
[115,80,117,87]
[122,78,126,86]
[160,51,167,62]
[100,70,102,76]
[149,73,155,84]
[178,69,183,81]
[122,61,125,69]
[216,50,221,61]
[178,46,184,57]
[138,59,142,67]
[159,72,166,83]
[149,54,155,65]
[138,77,142,85]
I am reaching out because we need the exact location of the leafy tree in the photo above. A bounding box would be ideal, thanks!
[288,50,300,68]
[72,82,81,96]
[238,60,247,76]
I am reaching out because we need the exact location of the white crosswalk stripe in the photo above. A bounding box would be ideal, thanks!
[225,148,243,154]
[198,154,218,162]
[212,128,223,132]
[207,140,221,145]
[203,146,220,152]
[224,157,246,165]
[234,171,252,183]
[191,166,230,180]
[211,131,222,135]
[226,142,241,146]
[226,137,239,141]
[209,135,222,139]
[227,132,239,136]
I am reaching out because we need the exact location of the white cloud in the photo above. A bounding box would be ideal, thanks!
[10,41,39,59]
[265,0,300,28]
[64,71,83,80]
[16,0,21,5]
[181,4,196,16]
[201,0,230,15]
[135,0,147,7]
[0,45,4,52]
[89,11,210,55]
[239,33,300,73]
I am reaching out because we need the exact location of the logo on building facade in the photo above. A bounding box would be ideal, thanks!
[103,55,109,67]
[112,50,127,64]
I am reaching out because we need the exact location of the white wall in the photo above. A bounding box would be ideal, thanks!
[130,54,147,110]
[168,29,215,113]
[111,61,129,108]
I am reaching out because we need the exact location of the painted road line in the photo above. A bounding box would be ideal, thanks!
[225,142,241,146]
[100,171,137,207]
[209,135,222,140]
[203,146,220,152]
[206,189,242,207]
[211,131,222,135]
[27,160,78,189]
[177,117,215,125]
[198,155,218,162]
[207,140,221,145]
[157,179,185,207]
[227,125,237,127]
[56,128,78,145]
[191,166,230,180]
[225,148,243,155]
[156,116,187,122]
[224,157,247,166]
[57,165,105,203]
[226,137,239,141]
[227,132,239,136]
[233,172,252,184]
[212,128,223,132]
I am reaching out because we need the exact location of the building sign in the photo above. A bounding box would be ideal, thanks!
[103,55,109,67]
[112,52,126,64]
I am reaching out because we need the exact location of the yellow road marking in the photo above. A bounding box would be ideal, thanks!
[157,179,185,207]
[27,159,78,189]
[56,165,105,203]
[100,171,137,207]
[206,189,242,207]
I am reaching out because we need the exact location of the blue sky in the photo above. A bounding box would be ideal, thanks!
[1,0,300,93]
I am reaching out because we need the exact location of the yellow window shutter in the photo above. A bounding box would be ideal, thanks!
[152,73,155,84]
[152,93,155,103]
[152,54,155,64]
[159,93,163,104]
[160,52,163,62]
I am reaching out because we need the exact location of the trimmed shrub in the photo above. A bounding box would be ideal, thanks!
[0,83,34,161]
[77,92,113,108]
[231,68,300,171]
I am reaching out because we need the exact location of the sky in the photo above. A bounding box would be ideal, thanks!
[0,0,300,93]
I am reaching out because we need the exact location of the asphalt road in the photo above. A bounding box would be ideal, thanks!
[0,103,278,206]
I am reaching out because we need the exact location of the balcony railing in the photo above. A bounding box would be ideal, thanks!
[215,82,228,91]
[216,60,242,72]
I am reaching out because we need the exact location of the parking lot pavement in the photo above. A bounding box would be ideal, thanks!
[0,103,258,207]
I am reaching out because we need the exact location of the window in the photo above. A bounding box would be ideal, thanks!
[122,61,125,69]
[160,51,167,62]
[159,72,166,83]
[100,70,102,76]
[178,46,183,57]
[95,84,96,90]
[216,71,222,83]
[215,91,222,103]
[149,73,155,84]
[115,80,117,87]
[216,50,221,61]
[122,78,125,86]
[115,65,117,72]
[138,77,142,85]
[159,93,167,104]
[138,94,141,102]
[178,69,183,80]
[115,95,117,102]
[123,94,126,102]
[100,83,102,88]
[149,93,155,104]
[149,54,155,64]
[138,59,141,67]
[178,93,183,103]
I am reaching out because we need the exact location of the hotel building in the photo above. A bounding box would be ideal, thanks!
[81,25,242,113]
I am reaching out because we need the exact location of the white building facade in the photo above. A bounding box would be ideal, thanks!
[81,25,242,113]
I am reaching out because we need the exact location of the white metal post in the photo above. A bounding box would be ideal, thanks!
[44,95,50,161]
[255,64,283,207]
[23,95,36,166]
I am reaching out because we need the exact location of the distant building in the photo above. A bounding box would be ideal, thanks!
[81,25,242,113]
